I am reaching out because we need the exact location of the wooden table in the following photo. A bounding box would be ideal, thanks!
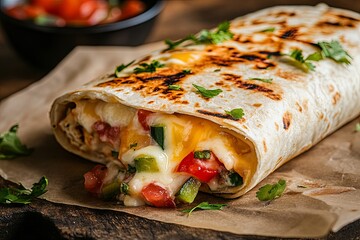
[1,0,360,239]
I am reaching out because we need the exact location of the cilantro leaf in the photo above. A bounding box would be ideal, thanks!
[0,124,32,159]
[256,179,286,201]
[133,60,165,74]
[249,77,273,83]
[225,108,245,120]
[193,84,222,98]
[260,27,275,32]
[165,21,234,50]
[115,60,135,77]
[181,201,227,215]
[317,40,352,64]
[0,176,48,204]
[168,85,181,90]
[284,49,321,72]
[194,150,211,159]
[197,21,234,44]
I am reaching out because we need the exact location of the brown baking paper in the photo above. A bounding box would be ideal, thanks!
[0,44,359,238]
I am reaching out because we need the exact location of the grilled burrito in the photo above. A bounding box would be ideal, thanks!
[50,4,360,207]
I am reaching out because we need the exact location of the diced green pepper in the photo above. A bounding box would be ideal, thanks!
[101,182,120,200]
[134,154,159,172]
[150,126,165,150]
[176,177,201,203]
[228,171,243,187]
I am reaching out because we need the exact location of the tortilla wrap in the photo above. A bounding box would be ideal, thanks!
[50,4,360,205]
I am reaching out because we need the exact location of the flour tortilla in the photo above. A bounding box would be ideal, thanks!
[50,4,360,198]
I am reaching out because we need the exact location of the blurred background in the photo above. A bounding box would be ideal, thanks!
[1,0,360,101]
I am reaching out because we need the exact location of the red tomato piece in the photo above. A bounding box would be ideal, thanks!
[119,0,145,20]
[141,183,176,208]
[137,109,153,131]
[83,164,108,195]
[31,0,59,14]
[92,121,120,146]
[177,152,221,182]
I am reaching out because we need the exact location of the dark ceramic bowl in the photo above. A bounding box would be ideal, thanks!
[0,0,164,70]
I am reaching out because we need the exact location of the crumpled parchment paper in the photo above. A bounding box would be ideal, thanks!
[0,43,359,238]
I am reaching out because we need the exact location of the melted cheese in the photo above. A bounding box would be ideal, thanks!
[66,100,256,206]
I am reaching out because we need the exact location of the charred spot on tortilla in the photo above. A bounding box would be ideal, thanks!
[222,73,282,101]
[332,92,341,105]
[282,111,292,130]
[263,140,267,152]
[317,21,355,28]
[279,28,298,39]
[196,109,243,121]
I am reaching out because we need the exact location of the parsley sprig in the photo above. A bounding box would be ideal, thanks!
[193,84,222,98]
[249,77,273,83]
[134,60,165,74]
[181,202,227,216]
[115,60,135,77]
[0,124,32,159]
[225,108,245,120]
[0,176,48,204]
[256,179,286,201]
[317,40,352,64]
[284,49,322,72]
[165,21,234,50]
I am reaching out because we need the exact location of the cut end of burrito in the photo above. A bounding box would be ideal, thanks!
[50,4,360,207]
[51,94,257,207]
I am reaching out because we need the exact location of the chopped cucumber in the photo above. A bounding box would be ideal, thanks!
[176,177,201,203]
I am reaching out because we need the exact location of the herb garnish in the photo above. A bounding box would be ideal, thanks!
[317,40,352,64]
[168,85,181,90]
[225,108,244,120]
[182,69,192,74]
[133,60,165,74]
[120,182,129,195]
[193,84,222,98]
[181,202,227,215]
[0,124,32,160]
[249,77,273,83]
[260,27,275,33]
[0,176,48,204]
[129,143,138,149]
[165,21,234,50]
[115,60,135,77]
[256,179,286,201]
[194,150,211,159]
[284,49,322,72]
[150,126,165,150]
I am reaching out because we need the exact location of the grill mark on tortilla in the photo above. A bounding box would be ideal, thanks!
[222,73,282,100]
[96,70,189,101]
[280,28,298,39]
[295,102,303,112]
[196,110,243,121]
[336,14,360,22]
[317,21,355,28]
[263,140,267,152]
[332,92,341,105]
[253,103,262,108]
[282,111,292,130]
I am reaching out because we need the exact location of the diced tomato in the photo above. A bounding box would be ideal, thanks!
[137,109,153,131]
[6,5,45,20]
[177,151,222,182]
[84,164,108,195]
[119,0,145,20]
[31,0,59,14]
[92,121,120,146]
[141,183,176,208]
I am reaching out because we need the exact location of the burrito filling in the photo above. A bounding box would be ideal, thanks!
[59,100,256,207]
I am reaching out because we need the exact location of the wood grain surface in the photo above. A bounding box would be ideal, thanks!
[1,0,360,239]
